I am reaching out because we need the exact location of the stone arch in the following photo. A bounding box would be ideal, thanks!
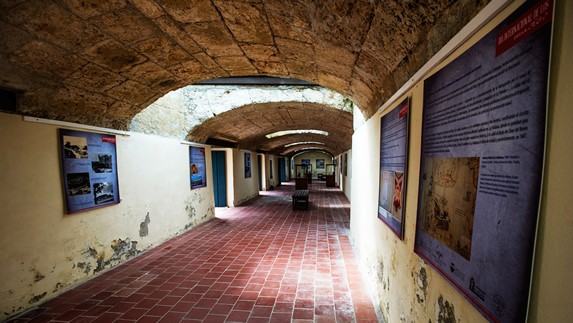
[2,0,489,128]
[130,84,353,156]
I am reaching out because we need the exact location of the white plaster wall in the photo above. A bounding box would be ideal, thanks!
[529,0,573,321]
[343,149,352,202]
[293,151,333,177]
[349,1,573,322]
[265,155,280,189]
[0,114,215,319]
[336,151,351,200]
[232,150,259,206]
[258,154,267,191]
[283,157,291,181]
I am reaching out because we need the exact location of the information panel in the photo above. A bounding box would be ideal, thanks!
[414,1,552,321]
[378,98,410,239]
[244,152,251,178]
[189,146,207,189]
[59,128,120,214]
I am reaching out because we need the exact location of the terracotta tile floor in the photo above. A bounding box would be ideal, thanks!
[9,182,378,322]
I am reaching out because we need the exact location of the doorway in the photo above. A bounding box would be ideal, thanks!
[211,151,227,207]
[279,158,286,183]
[257,155,262,191]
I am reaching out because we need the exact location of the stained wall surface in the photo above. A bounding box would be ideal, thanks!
[231,150,259,206]
[0,113,215,318]
[349,1,573,321]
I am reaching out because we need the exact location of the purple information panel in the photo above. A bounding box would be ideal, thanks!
[245,152,251,178]
[189,146,207,189]
[415,0,552,321]
[378,98,409,239]
[59,128,120,214]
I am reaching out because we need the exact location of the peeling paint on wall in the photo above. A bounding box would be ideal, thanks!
[139,212,150,237]
[436,295,457,323]
[413,266,429,305]
[28,292,46,304]
[0,117,219,321]
[31,269,45,283]
[75,262,92,274]
[79,238,141,275]
[52,282,65,293]
[184,193,213,230]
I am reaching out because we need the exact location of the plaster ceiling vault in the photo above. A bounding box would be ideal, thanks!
[1,0,490,155]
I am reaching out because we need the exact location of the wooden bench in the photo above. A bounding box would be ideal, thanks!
[292,189,309,210]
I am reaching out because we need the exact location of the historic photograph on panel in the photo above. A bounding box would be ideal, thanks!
[419,157,480,260]
[91,154,113,173]
[379,171,394,216]
[392,171,405,221]
[189,146,207,189]
[62,136,88,159]
[377,97,410,239]
[93,182,114,205]
[60,128,120,213]
[66,172,91,196]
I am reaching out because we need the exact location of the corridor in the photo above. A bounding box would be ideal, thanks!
[10,183,377,323]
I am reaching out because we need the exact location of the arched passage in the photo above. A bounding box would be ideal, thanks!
[2,0,488,126]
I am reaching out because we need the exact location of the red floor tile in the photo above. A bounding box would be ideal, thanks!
[6,182,378,323]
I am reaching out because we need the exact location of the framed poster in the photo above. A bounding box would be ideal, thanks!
[301,159,310,165]
[316,159,325,169]
[414,0,552,321]
[378,98,409,239]
[59,128,120,213]
[189,146,207,189]
[244,152,251,178]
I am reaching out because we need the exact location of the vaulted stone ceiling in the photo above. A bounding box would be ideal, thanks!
[1,0,490,154]
[188,102,353,155]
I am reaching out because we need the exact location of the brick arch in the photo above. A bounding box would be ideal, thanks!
[261,133,339,156]
[2,0,489,129]
[284,147,336,158]
[188,102,352,156]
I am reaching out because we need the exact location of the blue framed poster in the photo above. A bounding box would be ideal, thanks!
[414,0,552,321]
[59,128,120,214]
[316,159,325,169]
[301,159,310,165]
[378,98,409,239]
[244,152,251,178]
[189,146,207,189]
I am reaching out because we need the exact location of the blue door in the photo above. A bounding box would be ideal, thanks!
[257,155,262,191]
[279,158,286,182]
[211,151,226,207]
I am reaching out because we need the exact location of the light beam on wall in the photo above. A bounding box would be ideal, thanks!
[266,129,328,139]
[284,141,325,148]
[293,147,326,152]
